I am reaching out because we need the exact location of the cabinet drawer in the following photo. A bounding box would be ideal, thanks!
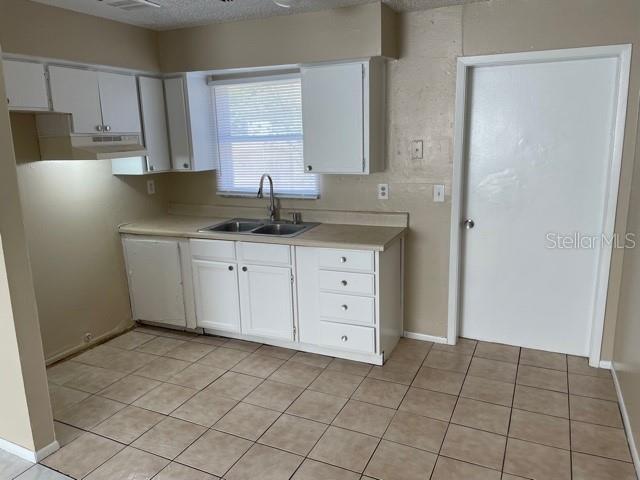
[319,270,375,296]
[190,239,236,261]
[319,292,375,325]
[319,321,375,354]
[238,242,291,266]
[317,248,374,272]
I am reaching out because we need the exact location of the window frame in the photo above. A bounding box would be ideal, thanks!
[210,72,319,199]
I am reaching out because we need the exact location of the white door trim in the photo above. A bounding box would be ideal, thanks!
[447,44,632,367]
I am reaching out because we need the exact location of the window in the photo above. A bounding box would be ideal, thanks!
[212,74,319,198]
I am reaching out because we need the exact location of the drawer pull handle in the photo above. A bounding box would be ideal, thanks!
[339,256,347,263]
[341,304,348,311]
[341,335,348,342]
[341,280,348,286]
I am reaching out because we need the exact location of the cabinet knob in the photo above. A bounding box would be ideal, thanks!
[228,265,234,271]
[149,165,155,171]
[183,163,189,169]
[242,266,248,272]
[96,125,103,131]
[341,304,348,311]
[341,280,348,286]
[104,125,111,132]
[339,256,347,263]
[306,165,313,172]
[341,335,348,342]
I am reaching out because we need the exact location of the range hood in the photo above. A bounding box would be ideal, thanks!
[35,113,147,161]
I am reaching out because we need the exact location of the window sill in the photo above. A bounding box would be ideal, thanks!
[217,191,319,200]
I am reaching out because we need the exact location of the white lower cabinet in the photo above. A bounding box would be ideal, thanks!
[122,234,403,365]
[192,259,241,333]
[239,264,294,341]
[122,236,194,328]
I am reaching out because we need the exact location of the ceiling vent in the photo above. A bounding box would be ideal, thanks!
[101,0,160,11]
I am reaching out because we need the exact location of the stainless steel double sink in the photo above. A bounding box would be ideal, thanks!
[198,218,319,238]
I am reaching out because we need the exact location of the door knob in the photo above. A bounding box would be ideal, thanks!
[463,219,475,229]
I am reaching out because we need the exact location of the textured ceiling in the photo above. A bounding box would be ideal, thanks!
[31,0,485,30]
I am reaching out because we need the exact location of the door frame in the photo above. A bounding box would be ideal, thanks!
[447,45,632,367]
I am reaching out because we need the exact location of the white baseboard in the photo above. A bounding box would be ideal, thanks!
[403,331,448,344]
[0,438,59,463]
[599,360,612,370]
[611,364,640,477]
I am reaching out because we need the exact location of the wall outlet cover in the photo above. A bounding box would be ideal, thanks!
[377,183,389,200]
[147,180,156,195]
[411,140,424,160]
[433,184,445,202]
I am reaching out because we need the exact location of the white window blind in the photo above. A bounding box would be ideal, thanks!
[213,75,319,198]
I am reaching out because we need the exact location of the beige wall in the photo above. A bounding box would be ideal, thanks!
[613,95,640,469]
[0,0,159,71]
[0,45,54,452]
[12,114,169,361]
[1,0,168,361]
[158,3,397,72]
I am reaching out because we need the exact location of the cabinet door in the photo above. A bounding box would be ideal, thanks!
[192,259,241,333]
[239,264,294,341]
[138,77,171,172]
[122,237,186,327]
[49,66,102,134]
[2,60,49,110]
[98,71,141,133]
[164,77,192,170]
[302,63,364,174]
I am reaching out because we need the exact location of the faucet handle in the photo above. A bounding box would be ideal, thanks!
[291,212,302,224]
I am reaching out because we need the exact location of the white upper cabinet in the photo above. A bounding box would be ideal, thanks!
[49,66,103,134]
[164,73,217,172]
[164,76,191,170]
[49,65,141,134]
[98,71,141,134]
[138,76,171,173]
[2,60,49,111]
[301,59,385,174]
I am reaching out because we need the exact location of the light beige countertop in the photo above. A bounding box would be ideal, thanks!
[118,215,406,251]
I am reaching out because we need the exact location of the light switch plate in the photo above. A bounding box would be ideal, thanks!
[433,184,445,202]
[147,180,156,195]
[411,140,424,160]
[377,183,389,200]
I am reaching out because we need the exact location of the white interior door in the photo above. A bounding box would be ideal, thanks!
[460,55,622,356]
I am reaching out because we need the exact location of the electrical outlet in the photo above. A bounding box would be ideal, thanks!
[377,183,389,200]
[411,140,424,160]
[147,179,156,195]
[433,184,445,203]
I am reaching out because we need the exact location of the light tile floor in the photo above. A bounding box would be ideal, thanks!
[1,326,636,479]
